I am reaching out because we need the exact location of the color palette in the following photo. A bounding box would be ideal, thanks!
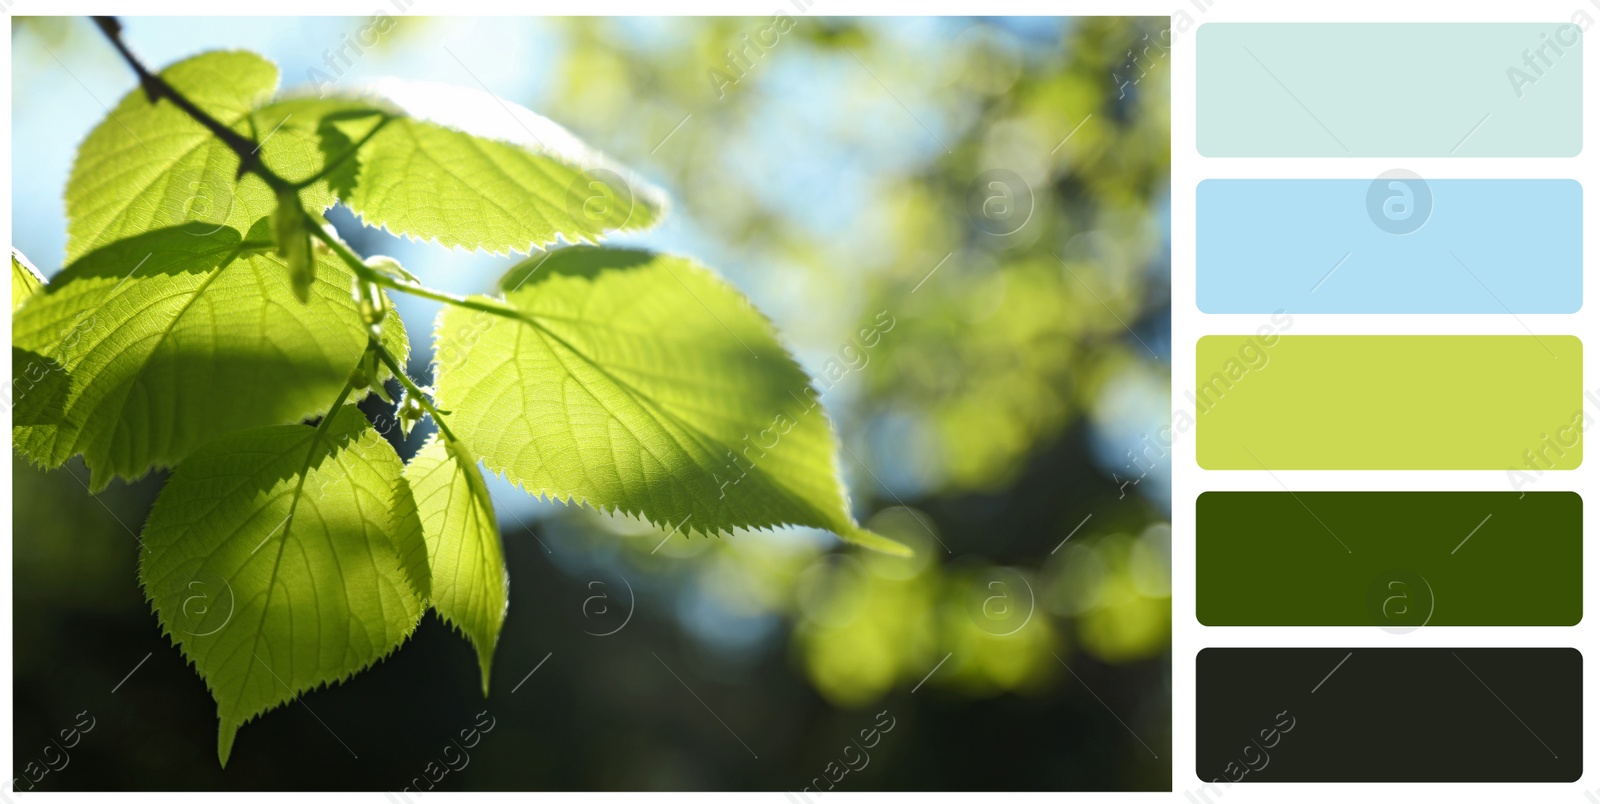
[1197,179,1583,314]
[1196,648,1582,782]
[1195,335,1583,470]
[1197,23,1583,156]
[1192,19,1587,788]
[1197,492,1582,626]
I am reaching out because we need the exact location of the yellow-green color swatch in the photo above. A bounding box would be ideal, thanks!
[1195,335,1583,470]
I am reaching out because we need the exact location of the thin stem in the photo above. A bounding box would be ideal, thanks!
[293,115,394,190]
[307,222,377,279]
[309,381,359,452]
[372,341,458,443]
[98,15,523,326]
[372,274,527,321]
[309,223,529,322]
[97,13,530,451]
[94,14,498,455]
[315,339,377,445]
[93,16,289,190]
[281,346,367,528]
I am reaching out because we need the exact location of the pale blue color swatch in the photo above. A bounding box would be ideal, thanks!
[1197,179,1582,313]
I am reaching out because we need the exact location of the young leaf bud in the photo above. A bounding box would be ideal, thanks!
[370,373,395,404]
[272,187,314,302]
[363,254,419,284]
[351,275,387,327]
[397,389,427,439]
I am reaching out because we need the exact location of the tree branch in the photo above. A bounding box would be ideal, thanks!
[92,15,288,190]
[93,13,523,431]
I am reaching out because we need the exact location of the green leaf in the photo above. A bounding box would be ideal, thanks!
[390,463,432,602]
[246,98,390,197]
[275,80,667,254]
[11,223,407,489]
[139,407,426,765]
[433,246,910,556]
[403,435,507,693]
[73,50,663,261]
[12,248,45,310]
[65,51,336,263]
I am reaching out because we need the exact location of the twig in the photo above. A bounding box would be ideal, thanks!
[94,13,526,434]
[95,14,527,326]
[93,16,288,189]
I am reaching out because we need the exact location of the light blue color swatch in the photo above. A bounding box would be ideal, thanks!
[1197,23,1582,157]
[1197,179,1582,314]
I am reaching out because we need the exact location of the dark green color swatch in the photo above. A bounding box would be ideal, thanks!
[1197,491,1581,626]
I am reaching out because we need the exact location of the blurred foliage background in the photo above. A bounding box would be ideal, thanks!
[10,15,1172,791]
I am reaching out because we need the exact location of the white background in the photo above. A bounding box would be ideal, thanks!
[3,0,1595,802]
